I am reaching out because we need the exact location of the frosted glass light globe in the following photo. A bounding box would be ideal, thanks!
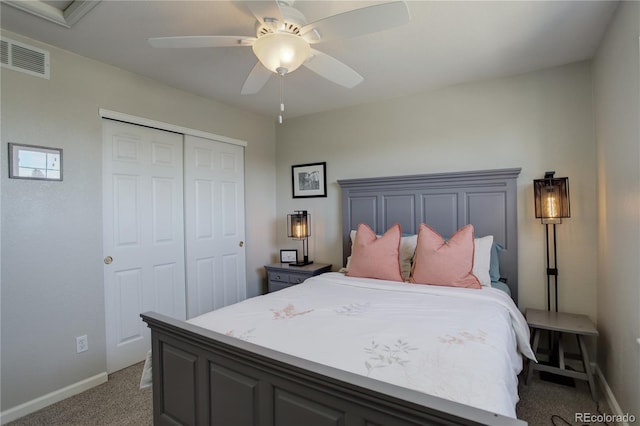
[252,32,311,74]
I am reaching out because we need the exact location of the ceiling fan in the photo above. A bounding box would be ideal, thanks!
[148,1,410,96]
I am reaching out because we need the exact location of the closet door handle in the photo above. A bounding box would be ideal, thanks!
[239,241,244,247]
[104,256,113,265]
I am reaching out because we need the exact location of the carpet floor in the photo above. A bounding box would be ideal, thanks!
[7,362,615,425]
[6,363,152,426]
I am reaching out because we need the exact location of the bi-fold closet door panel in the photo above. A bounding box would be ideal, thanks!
[103,119,186,373]
[184,134,246,319]
[103,120,245,373]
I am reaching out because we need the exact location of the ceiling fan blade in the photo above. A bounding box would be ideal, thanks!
[300,1,410,44]
[244,1,283,26]
[303,49,363,89]
[241,61,273,95]
[148,36,255,49]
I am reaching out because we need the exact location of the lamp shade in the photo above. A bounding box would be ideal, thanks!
[288,210,310,240]
[534,173,570,222]
[252,32,311,74]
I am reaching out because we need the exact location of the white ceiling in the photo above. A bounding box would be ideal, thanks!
[1,1,618,120]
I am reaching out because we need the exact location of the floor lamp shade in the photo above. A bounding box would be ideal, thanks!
[534,172,570,223]
[287,210,313,266]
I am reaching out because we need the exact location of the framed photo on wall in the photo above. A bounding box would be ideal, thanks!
[8,143,63,181]
[280,249,298,263]
[292,162,327,198]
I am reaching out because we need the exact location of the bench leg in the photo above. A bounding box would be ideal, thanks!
[526,328,541,385]
[558,333,565,370]
[577,335,597,401]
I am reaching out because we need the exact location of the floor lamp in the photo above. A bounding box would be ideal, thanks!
[533,172,571,312]
[533,172,571,385]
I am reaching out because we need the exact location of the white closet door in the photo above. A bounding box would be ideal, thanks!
[103,120,186,373]
[184,135,246,318]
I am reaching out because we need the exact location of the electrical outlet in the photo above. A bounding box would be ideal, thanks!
[76,335,88,353]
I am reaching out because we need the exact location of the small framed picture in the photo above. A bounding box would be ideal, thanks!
[9,143,63,181]
[280,249,298,263]
[292,162,327,198]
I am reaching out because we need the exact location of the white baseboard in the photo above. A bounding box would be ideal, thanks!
[593,363,630,426]
[0,372,108,425]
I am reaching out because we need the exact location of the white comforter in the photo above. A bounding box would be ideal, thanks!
[189,272,535,418]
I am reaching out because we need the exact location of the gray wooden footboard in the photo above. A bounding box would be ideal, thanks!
[141,312,526,426]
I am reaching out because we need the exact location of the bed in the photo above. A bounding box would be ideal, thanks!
[141,168,531,425]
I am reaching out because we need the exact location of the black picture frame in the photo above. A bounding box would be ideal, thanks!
[280,249,298,264]
[292,162,327,198]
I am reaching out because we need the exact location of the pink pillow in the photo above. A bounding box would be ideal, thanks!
[346,223,403,282]
[410,224,481,289]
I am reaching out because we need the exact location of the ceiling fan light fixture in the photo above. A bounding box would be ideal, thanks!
[252,32,310,74]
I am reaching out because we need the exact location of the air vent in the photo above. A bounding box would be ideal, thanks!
[1,40,8,65]
[0,37,50,79]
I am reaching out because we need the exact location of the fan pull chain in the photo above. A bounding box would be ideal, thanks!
[276,66,288,124]
[278,72,285,124]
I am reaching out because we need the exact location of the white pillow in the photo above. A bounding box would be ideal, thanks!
[473,235,493,287]
[343,229,417,281]
[339,230,359,271]
[399,234,418,281]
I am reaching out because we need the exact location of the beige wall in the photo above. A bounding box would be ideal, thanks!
[1,30,277,411]
[593,1,640,417]
[276,61,598,323]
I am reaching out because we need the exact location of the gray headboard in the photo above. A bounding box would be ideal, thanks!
[337,168,521,303]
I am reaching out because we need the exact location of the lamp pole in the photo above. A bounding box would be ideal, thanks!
[302,235,310,265]
[545,223,559,312]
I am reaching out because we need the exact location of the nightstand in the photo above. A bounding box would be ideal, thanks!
[265,263,332,293]
[525,308,599,400]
